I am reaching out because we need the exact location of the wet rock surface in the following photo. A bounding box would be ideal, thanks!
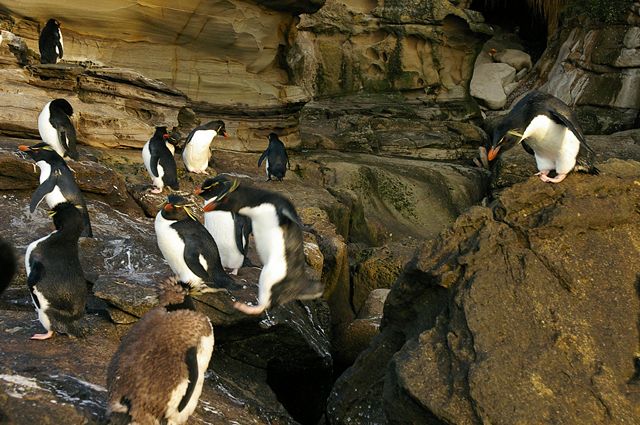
[327,160,640,424]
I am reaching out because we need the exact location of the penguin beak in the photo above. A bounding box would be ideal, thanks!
[193,187,203,195]
[487,146,500,161]
[18,145,31,152]
[222,131,228,138]
[163,203,174,212]
[202,202,217,212]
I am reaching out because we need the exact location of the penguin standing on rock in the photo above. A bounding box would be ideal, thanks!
[19,143,92,238]
[195,176,252,275]
[25,202,87,340]
[258,133,289,181]
[38,99,79,160]
[182,120,228,174]
[202,177,323,315]
[143,126,179,193]
[38,18,63,64]
[488,91,599,183]
[155,194,238,292]
[107,277,214,425]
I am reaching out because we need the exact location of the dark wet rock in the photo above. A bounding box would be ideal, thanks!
[327,160,640,424]
[255,0,325,14]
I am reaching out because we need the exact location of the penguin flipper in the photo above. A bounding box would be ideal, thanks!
[27,261,44,294]
[547,108,595,154]
[30,179,56,212]
[575,147,600,175]
[159,156,179,190]
[281,206,304,228]
[233,214,248,255]
[183,245,210,281]
[257,149,268,167]
[521,140,535,156]
[178,347,199,412]
[56,40,63,59]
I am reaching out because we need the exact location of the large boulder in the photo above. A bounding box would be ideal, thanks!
[327,160,640,424]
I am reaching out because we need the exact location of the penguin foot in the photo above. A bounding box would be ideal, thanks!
[150,187,163,194]
[31,330,54,340]
[234,301,267,315]
[535,170,550,177]
[540,173,567,183]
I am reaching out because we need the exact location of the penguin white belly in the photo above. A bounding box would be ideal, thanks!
[166,141,175,156]
[38,103,65,157]
[155,215,203,285]
[204,210,244,271]
[45,186,67,208]
[164,331,214,424]
[183,130,215,172]
[31,286,52,331]
[523,115,579,173]
[265,159,269,178]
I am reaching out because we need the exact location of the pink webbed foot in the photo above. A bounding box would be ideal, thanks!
[540,173,567,183]
[234,301,267,315]
[31,330,54,340]
[150,187,163,194]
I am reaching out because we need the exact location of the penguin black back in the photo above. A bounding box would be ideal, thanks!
[258,133,289,181]
[39,18,63,64]
[47,99,78,160]
[184,120,227,144]
[19,143,93,237]
[148,126,179,191]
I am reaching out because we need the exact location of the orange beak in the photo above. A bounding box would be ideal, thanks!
[222,131,228,139]
[487,146,500,161]
[193,187,203,195]
[163,203,174,212]
[202,202,217,212]
[18,145,30,152]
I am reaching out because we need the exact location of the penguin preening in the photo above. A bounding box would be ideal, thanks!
[38,99,79,160]
[258,133,289,181]
[195,176,252,275]
[0,237,17,295]
[154,194,238,293]
[39,18,63,64]
[182,120,228,174]
[24,202,87,340]
[202,177,323,315]
[488,91,599,183]
[107,277,214,425]
[142,126,179,193]
[19,143,93,238]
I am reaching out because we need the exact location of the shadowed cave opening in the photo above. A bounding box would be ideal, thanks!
[470,0,549,63]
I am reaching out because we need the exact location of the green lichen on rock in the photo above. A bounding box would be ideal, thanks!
[350,166,417,219]
[567,0,633,24]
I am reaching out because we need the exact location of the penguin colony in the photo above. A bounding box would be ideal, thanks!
[0,16,598,425]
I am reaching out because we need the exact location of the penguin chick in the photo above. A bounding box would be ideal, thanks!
[195,176,252,275]
[19,143,93,237]
[202,176,323,315]
[0,237,17,295]
[107,277,214,425]
[38,18,63,64]
[25,202,87,340]
[488,91,599,183]
[155,194,239,293]
[258,133,289,181]
[142,126,179,194]
[182,120,228,174]
[38,99,79,160]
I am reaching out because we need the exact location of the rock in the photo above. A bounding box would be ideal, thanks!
[470,62,516,109]
[623,26,640,48]
[327,162,640,424]
[493,48,532,71]
[254,0,326,14]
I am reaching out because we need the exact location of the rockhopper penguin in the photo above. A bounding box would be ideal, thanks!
[488,90,599,183]
[202,177,323,315]
[258,132,289,181]
[182,120,228,174]
[38,98,79,160]
[107,277,214,425]
[19,143,93,238]
[142,126,179,193]
[24,202,87,340]
[155,194,238,293]
[38,18,63,64]
[195,176,252,275]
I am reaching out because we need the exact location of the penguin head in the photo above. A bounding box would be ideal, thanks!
[45,19,61,29]
[268,132,280,143]
[48,202,84,234]
[205,120,227,138]
[157,277,197,311]
[50,99,74,116]
[488,125,524,162]
[196,176,240,213]
[18,143,64,163]
[161,194,198,221]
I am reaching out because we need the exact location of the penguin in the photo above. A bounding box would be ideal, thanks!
[202,177,323,315]
[38,99,79,160]
[182,120,228,174]
[154,194,238,293]
[24,202,87,340]
[107,277,214,425]
[19,143,93,238]
[488,91,599,183]
[0,237,17,295]
[38,18,64,64]
[142,126,179,193]
[257,133,290,181]
[195,176,252,275]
